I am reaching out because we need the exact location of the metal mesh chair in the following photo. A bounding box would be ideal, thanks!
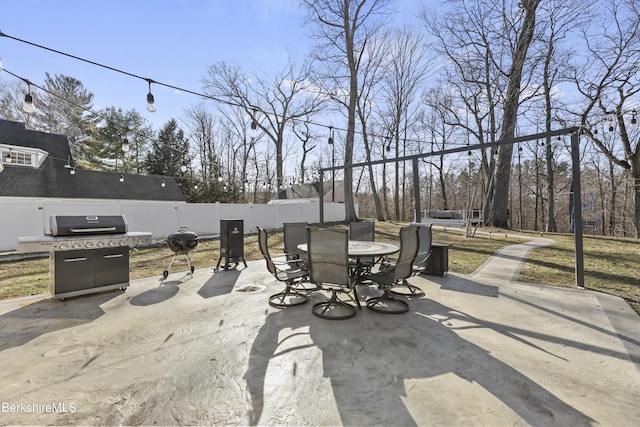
[283,222,308,266]
[257,227,311,308]
[349,220,376,272]
[390,224,431,297]
[307,227,359,320]
[349,220,375,241]
[363,226,419,314]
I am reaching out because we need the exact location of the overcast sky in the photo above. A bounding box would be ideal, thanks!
[1,0,423,130]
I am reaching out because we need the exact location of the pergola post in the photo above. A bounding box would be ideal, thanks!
[319,171,325,225]
[413,157,421,223]
[570,131,585,288]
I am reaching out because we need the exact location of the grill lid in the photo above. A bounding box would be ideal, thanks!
[50,215,128,236]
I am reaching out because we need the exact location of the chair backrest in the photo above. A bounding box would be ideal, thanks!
[349,221,375,241]
[414,224,433,268]
[283,222,308,257]
[257,226,278,276]
[393,226,420,280]
[306,227,351,288]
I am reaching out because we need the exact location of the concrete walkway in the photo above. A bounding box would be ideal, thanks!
[1,237,639,426]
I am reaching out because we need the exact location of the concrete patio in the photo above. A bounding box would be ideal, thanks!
[1,237,639,426]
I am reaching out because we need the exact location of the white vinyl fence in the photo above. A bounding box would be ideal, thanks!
[0,197,350,252]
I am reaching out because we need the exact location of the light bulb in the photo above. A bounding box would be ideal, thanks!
[161,180,166,187]
[23,93,35,114]
[146,92,156,112]
[122,139,130,152]
[119,174,124,183]
[70,168,76,175]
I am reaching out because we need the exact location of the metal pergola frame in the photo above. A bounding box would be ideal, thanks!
[318,127,585,288]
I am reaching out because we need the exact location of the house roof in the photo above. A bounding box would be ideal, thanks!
[0,119,184,201]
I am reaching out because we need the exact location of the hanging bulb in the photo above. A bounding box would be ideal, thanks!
[119,174,125,183]
[122,138,130,153]
[328,127,334,145]
[22,84,35,114]
[180,165,187,173]
[5,151,12,162]
[632,109,637,125]
[161,180,166,187]
[218,173,223,182]
[69,167,76,175]
[146,80,156,112]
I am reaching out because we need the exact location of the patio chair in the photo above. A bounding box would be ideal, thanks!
[283,221,308,266]
[306,227,360,320]
[257,226,312,308]
[349,220,376,273]
[390,223,432,297]
[363,226,419,314]
[349,220,375,241]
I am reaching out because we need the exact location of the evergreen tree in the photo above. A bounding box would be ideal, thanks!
[146,119,195,198]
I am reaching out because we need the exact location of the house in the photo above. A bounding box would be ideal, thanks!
[0,119,184,201]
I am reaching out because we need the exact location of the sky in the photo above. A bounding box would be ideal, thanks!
[0,0,425,130]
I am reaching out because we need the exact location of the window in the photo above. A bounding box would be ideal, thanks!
[0,145,48,168]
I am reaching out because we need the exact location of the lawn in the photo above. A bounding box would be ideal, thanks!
[1,222,638,314]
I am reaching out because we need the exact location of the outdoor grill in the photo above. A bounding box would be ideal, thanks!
[17,215,152,299]
[163,227,198,278]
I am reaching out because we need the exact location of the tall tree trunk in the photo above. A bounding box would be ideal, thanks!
[491,0,541,228]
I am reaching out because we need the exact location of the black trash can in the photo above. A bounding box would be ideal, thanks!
[216,219,247,270]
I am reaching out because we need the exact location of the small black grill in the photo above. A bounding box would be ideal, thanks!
[163,227,198,278]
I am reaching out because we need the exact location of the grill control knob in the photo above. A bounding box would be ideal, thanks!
[97,241,105,248]
[72,242,82,249]
[119,240,128,246]
[85,242,94,249]
[108,240,117,247]
[59,243,68,250]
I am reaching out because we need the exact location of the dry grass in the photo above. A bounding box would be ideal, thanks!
[1,222,639,314]
[516,230,640,313]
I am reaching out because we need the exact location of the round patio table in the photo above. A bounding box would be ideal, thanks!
[297,241,399,257]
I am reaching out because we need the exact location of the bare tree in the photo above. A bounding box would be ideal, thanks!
[422,0,541,228]
[567,0,640,237]
[303,0,394,222]
[379,26,431,220]
[531,0,590,232]
[201,57,323,194]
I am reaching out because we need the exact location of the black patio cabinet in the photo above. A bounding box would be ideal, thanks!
[216,219,247,270]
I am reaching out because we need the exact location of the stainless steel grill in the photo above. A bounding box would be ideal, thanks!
[17,215,152,300]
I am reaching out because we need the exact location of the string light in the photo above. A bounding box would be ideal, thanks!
[122,138,130,153]
[22,82,35,114]
[161,180,166,187]
[146,79,156,112]
[119,174,125,183]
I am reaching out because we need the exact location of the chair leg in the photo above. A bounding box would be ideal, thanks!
[366,289,410,314]
[389,278,425,297]
[269,282,309,308]
[312,291,357,320]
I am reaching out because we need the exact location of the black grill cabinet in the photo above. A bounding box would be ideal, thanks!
[216,219,247,270]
